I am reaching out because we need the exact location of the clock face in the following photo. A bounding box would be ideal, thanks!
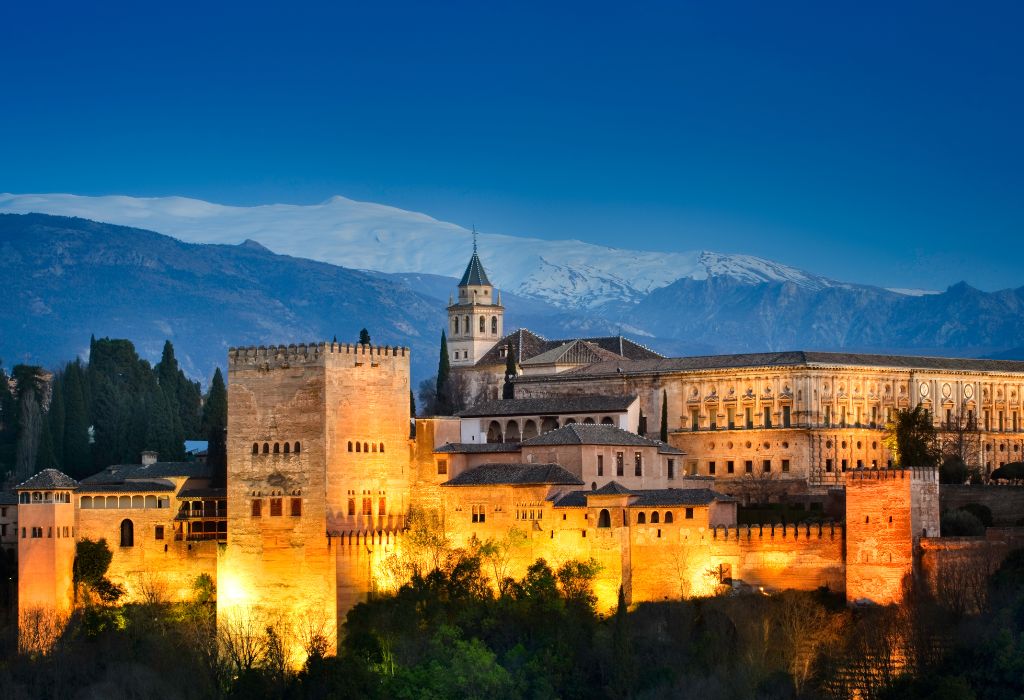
[964,384,974,399]
[919,383,929,398]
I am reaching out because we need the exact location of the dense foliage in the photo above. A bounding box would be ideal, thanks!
[0,337,225,483]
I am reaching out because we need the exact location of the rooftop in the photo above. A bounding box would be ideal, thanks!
[15,469,79,491]
[550,485,734,508]
[458,395,636,418]
[434,442,523,454]
[79,461,212,485]
[521,424,684,454]
[474,328,662,368]
[458,250,492,287]
[518,350,1024,381]
[0,490,18,505]
[77,480,177,494]
[443,463,584,487]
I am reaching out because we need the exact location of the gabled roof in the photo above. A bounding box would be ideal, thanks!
[473,328,662,368]
[15,469,79,491]
[592,480,634,495]
[521,424,684,454]
[79,461,211,485]
[434,442,523,454]
[443,463,584,487]
[519,350,1024,381]
[459,251,492,287]
[458,395,636,418]
[630,488,735,506]
[520,340,623,367]
[177,486,228,499]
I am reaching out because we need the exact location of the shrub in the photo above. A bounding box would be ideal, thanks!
[958,503,993,528]
[940,457,969,484]
[941,509,985,537]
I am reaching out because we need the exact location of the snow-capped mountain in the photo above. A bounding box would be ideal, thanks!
[0,193,834,309]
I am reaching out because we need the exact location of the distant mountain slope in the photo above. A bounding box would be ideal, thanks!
[0,213,445,380]
[0,193,841,310]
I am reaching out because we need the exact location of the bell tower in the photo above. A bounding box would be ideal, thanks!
[447,230,504,367]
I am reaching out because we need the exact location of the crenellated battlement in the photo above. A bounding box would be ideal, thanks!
[331,529,404,547]
[844,466,938,483]
[227,342,410,369]
[711,521,842,541]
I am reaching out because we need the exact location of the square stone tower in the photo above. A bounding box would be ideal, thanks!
[221,341,410,664]
[844,467,939,604]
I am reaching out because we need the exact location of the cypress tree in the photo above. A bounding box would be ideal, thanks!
[502,341,517,400]
[0,362,17,476]
[410,390,417,418]
[436,331,452,415]
[638,409,647,436]
[62,361,91,479]
[49,373,65,468]
[359,328,371,346]
[202,368,228,485]
[660,389,668,443]
[35,415,57,472]
[155,341,187,458]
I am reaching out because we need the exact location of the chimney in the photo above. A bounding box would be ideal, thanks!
[141,451,158,466]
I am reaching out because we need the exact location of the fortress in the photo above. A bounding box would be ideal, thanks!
[16,244,1024,664]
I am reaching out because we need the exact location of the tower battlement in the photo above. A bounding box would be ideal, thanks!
[844,466,938,484]
[228,342,410,369]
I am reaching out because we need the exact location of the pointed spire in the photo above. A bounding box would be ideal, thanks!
[458,229,491,287]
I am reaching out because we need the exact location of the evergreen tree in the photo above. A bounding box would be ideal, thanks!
[49,373,65,468]
[12,365,47,484]
[359,328,372,346]
[202,368,228,485]
[660,389,668,443]
[435,331,452,415]
[502,342,517,400]
[35,415,57,472]
[410,390,417,418]
[637,409,647,436]
[611,585,636,697]
[154,341,188,457]
[0,362,17,477]
[62,361,91,479]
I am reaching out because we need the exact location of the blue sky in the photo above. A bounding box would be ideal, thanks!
[1,1,1021,291]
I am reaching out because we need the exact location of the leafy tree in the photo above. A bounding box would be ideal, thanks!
[940,456,969,484]
[359,328,372,346]
[884,406,938,467]
[660,389,668,442]
[73,538,124,603]
[502,342,517,400]
[940,509,985,536]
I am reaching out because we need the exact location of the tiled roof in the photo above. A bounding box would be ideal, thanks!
[443,463,584,487]
[458,395,636,418]
[592,480,634,495]
[550,491,588,507]
[630,488,735,507]
[519,350,1024,381]
[434,442,523,454]
[459,251,492,287]
[520,340,623,367]
[77,480,176,494]
[177,487,227,499]
[79,461,211,485]
[521,424,684,454]
[15,469,79,491]
[473,329,662,368]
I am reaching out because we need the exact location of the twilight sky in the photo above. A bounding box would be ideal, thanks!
[1,1,1021,291]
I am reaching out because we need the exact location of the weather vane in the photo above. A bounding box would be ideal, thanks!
[472,224,478,254]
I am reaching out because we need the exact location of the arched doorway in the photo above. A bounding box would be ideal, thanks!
[522,420,538,439]
[486,421,503,443]
[597,509,611,528]
[541,417,559,433]
[505,421,521,443]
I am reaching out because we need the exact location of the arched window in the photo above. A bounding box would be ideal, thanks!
[283,442,290,454]
[348,498,356,516]
[120,519,135,547]
[273,443,280,454]
[356,442,361,452]
[583,417,595,424]
[522,420,538,439]
[487,421,503,444]
[479,316,486,333]
[541,417,559,433]
[294,442,301,453]
[565,418,577,425]
[379,443,384,453]
[598,509,611,528]
[80,496,93,509]
[348,441,353,452]
[463,316,469,333]
[252,443,259,455]
[263,442,269,454]
[452,318,459,335]
[651,512,660,524]
[363,442,369,453]
[665,511,674,524]
[505,421,521,443]
[601,417,614,425]
[372,443,377,453]
[637,512,646,524]
[491,316,498,334]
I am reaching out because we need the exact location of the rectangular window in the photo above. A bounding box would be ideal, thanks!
[763,406,772,429]
[667,458,675,479]
[616,452,624,477]
[840,406,847,427]
[782,459,790,473]
[690,408,699,431]
[825,458,833,472]
[999,411,1004,431]
[472,505,486,523]
[709,414,717,430]
[155,525,164,540]
[745,407,753,429]
[783,405,791,428]
[856,459,864,468]
[871,406,878,428]
[21,527,26,539]
[378,497,386,517]
[270,498,282,517]
[348,498,356,516]
[597,455,604,477]
[841,459,848,471]
[708,461,716,476]
[744,460,753,474]
[685,507,694,519]
[0,524,5,537]
[762,459,771,473]
[855,406,862,427]
[634,451,642,477]
[437,459,448,475]
[362,497,372,516]
[291,498,302,516]
[251,499,262,517]
[727,460,735,474]
[824,405,831,427]
[727,406,736,429]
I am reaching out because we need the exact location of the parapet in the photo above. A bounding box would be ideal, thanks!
[844,466,938,484]
[228,342,410,369]
[711,521,841,541]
